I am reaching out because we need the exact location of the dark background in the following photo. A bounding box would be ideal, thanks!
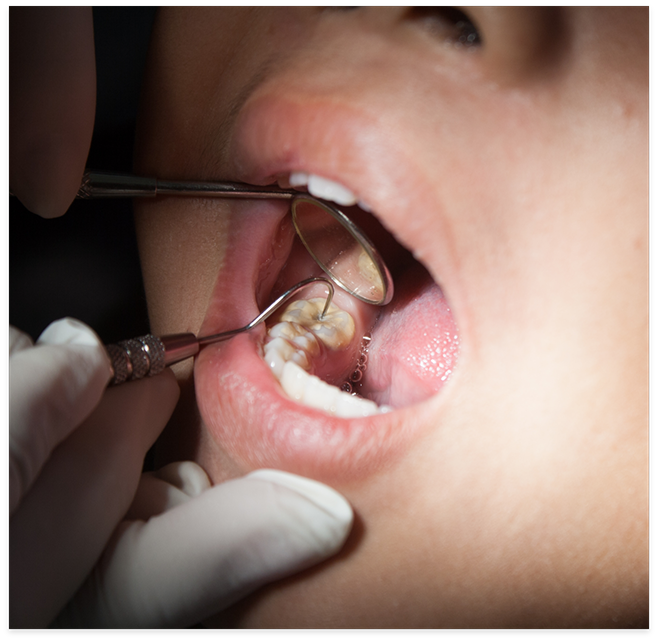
[10,7,158,344]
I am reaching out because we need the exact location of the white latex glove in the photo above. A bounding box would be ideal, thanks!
[53,464,353,628]
[10,318,353,628]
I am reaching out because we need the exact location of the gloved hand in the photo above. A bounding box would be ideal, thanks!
[10,7,96,218]
[10,319,354,628]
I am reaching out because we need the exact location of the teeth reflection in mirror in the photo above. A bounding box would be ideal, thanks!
[358,249,381,288]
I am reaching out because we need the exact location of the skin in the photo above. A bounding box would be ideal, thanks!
[133,7,648,628]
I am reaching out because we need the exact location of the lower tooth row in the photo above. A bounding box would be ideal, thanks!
[263,298,390,418]
[279,361,385,418]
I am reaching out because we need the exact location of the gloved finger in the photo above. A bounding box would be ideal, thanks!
[9,325,35,355]
[127,461,213,521]
[9,371,180,629]
[54,470,354,628]
[9,6,95,217]
[9,318,111,514]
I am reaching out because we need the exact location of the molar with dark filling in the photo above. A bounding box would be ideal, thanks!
[263,296,389,417]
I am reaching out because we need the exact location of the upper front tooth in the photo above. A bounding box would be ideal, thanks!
[289,171,309,188]
[288,172,359,207]
[357,199,373,213]
[307,175,357,206]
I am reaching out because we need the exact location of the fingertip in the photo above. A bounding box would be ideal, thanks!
[11,139,90,218]
[247,469,354,531]
[157,367,182,409]
[98,368,180,450]
[9,7,96,218]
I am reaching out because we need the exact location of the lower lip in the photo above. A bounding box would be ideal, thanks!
[194,329,432,482]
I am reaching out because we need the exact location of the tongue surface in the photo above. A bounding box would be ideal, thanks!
[363,266,459,408]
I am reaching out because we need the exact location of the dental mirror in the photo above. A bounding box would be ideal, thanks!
[29,169,395,306]
[291,195,394,306]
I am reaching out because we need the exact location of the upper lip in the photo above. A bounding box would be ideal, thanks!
[223,89,462,316]
[198,74,467,368]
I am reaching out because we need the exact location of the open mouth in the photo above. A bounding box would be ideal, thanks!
[263,175,459,415]
[193,94,462,481]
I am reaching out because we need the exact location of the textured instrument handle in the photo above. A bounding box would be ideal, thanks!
[105,334,166,386]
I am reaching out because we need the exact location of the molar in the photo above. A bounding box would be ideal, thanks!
[278,298,355,350]
[264,296,389,417]
[268,321,319,354]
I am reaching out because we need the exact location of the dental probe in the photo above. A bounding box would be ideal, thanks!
[34,169,393,306]
[105,277,334,387]
[76,170,298,200]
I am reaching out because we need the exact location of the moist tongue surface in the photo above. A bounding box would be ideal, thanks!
[362,265,460,408]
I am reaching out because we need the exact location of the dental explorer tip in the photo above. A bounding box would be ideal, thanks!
[319,280,334,320]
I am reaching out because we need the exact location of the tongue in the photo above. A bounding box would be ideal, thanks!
[362,265,460,408]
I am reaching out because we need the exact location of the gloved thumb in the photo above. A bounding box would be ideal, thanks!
[54,467,353,628]
[9,318,111,513]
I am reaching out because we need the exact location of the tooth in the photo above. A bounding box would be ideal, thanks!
[307,175,358,206]
[269,321,309,343]
[265,328,318,372]
[287,172,359,206]
[278,298,355,350]
[263,337,297,378]
[281,361,337,409]
[358,249,382,289]
[290,350,310,369]
[290,332,320,356]
[334,389,384,418]
[357,199,373,213]
[265,298,387,417]
[280,361,382,418]
[289,171,309,188]
[270,325,320,359]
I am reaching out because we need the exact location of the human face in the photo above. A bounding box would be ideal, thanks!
[133,7,648,627]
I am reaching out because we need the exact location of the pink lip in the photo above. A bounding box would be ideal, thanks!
[193,90,461,483]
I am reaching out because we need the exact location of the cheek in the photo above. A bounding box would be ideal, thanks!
[134,198,231,337]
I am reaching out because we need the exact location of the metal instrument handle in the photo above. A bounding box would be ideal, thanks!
[105,333,198,386]
[78,170,297,200]
[104,278,335,386]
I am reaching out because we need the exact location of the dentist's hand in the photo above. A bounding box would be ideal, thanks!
[10,318,354,628]
[10,7,96,217]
